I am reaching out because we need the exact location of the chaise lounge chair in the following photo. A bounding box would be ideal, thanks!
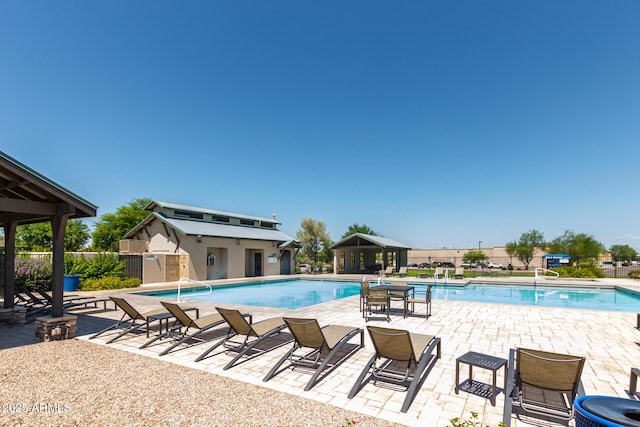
[394,266,408,277]
[90,296,170,344]
[348,325,441,413]
[382,266,394,277]
[140,301,233,356]
[502,347,586,427]
[195,307,291,369]
[453,267,465,279]
[263,317,364,391]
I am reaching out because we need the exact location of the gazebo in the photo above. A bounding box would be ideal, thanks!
[0,151,97,321]
[330,233,411,275]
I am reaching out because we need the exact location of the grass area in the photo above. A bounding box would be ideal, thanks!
[404,268,536,279]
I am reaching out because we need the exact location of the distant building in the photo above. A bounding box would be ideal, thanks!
[121,201,299,283]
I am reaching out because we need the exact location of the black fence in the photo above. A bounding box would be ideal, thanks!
[119,254,143,280]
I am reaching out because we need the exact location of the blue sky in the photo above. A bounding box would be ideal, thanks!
[2,1,639,251]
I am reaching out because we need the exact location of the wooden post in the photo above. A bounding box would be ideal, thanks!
[50,212,69,318]
[2,221,16,309]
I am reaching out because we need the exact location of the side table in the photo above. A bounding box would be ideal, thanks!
[455,351,507,406]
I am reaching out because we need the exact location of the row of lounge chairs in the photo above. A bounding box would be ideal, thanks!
[89,297,596,422]
[90,296,442,412]
[14,285,112,316]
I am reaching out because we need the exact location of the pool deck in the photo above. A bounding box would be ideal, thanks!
[3,274,640,426]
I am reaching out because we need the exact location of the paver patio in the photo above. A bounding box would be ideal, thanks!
[2,275,639,426]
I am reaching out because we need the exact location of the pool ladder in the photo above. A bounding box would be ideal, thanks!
[176,277,213,302]
[534,268,559,285]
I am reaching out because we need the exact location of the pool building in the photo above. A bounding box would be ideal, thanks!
[120,201,300,283]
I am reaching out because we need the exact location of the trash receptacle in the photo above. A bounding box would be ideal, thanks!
[575,396,640,427]
[63,275,80,292]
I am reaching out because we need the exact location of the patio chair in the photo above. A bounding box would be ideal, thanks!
[363,286,390,322]
[140,301,231,356]
[194,307,291,369]
[453,267,465,279]
[90,296,169,344]
[382,266,394,277]
[434,267,445,280]
[263,317,364,390]
[406,285,432,318]
[502,347,586,427]
[359,281,370,312]
[348,325,441,413]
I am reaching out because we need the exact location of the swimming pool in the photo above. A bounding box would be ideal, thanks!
[137,279,360,310]
[136,279,640,312]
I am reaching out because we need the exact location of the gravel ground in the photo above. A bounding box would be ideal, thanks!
[0,339,403,427]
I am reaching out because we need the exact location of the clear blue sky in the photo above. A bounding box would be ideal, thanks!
[2,1,639,251]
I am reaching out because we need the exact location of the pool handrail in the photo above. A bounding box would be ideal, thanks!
[534,268,560,285]
[176,277,213,302]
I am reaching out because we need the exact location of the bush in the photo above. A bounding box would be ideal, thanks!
[65,253,126,280]
[79,276,141,291]
[552,266,605,279]
[628,270,640,280]
[14,258,52,290]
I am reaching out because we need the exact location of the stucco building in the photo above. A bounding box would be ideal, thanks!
[121,201,299,283]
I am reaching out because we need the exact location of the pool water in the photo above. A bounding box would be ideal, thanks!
[136,279,640,312]
[137,279,360,310]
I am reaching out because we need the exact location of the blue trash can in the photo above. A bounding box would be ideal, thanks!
[575,396,640,427]
[63,275,80,292]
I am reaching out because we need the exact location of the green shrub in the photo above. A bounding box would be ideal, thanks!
[79,276,141,291]
[64,252,125,280]
[552,266,604,278]
[14,258,53,290]
[628,270,640,280]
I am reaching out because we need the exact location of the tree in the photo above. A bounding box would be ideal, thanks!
[16,219,91,251]
[462,250,486,264]
[546,230,605,264]
[505,229,546,270]
[341,224,378,239]
[609,244,638,263]
[91,198,152,251]
[296,218,332,267]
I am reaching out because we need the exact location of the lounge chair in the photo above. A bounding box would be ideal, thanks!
[90,296,170,344]
[434,267,445,280]
[502,347,586,427]
[406,285,432,318]
[363,287,390,322]
[453,267,464,279]
[394,266,408,277]
[140,301,232,356]
[263,317,364,390]
[348,325,441,413]
[382,266,394,277]
[194,307,290,369]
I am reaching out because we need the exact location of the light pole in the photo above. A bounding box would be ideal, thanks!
[478,241,482,252]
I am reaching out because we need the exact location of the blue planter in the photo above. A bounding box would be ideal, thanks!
[63,275,80,292]
[575,396,640,427]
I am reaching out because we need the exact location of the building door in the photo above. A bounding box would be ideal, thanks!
[254,252,262,276]
[280,250,291,275]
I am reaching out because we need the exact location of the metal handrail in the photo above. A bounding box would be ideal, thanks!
[176,277,213,302]
[534,267,560,285]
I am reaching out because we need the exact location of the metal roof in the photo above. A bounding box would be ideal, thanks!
[147,200,281,225]
[330,233,411,250]
[125,212,296,242]
[0,150,97,224]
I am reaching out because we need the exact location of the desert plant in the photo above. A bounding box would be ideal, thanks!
[447,412,505,427]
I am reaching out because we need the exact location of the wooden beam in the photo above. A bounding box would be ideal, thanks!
[0,198,58,216]
[50,214,69,317]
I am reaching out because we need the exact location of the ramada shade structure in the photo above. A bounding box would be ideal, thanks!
[0,151,97,317]
[329,233,411,275]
